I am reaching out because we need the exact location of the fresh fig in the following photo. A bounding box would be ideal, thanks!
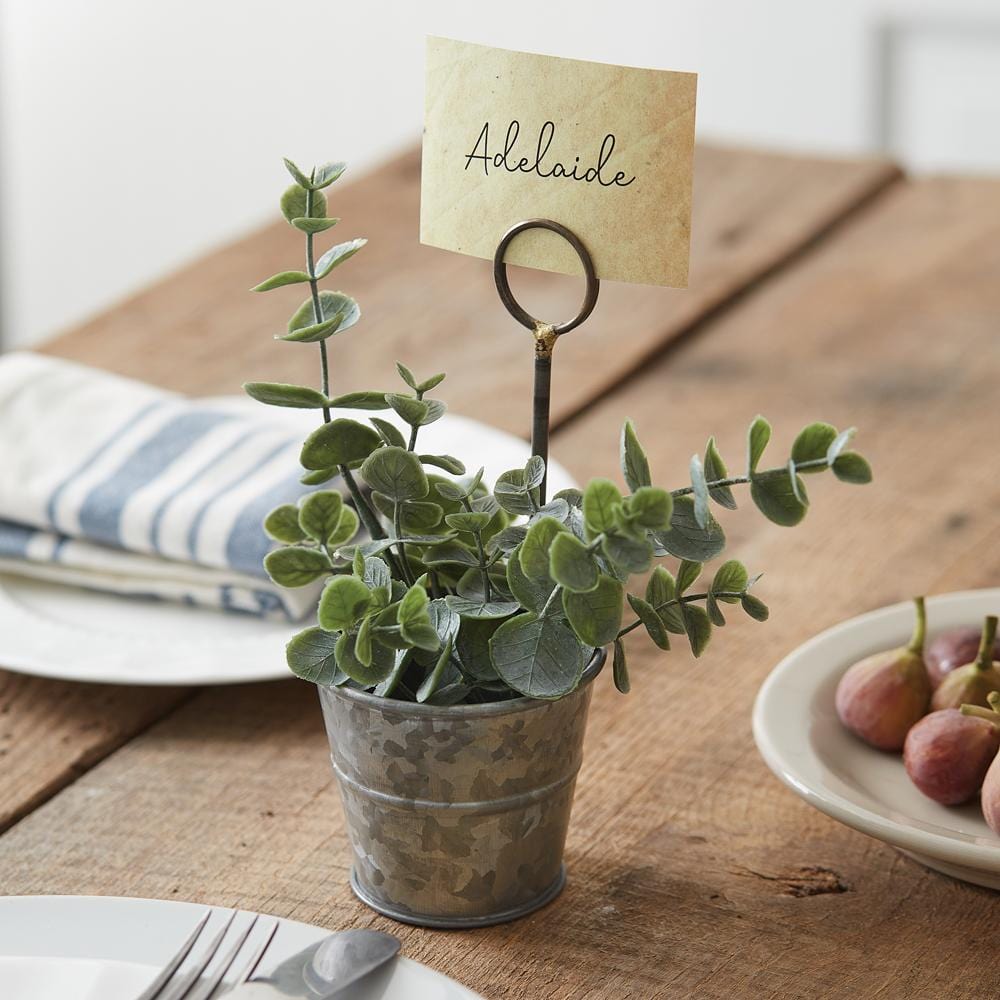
[926,625,1000,688]
[904,708,1000,805]
[931,616,1000,711]
[835,596,931,751]
[965,694,1000,833]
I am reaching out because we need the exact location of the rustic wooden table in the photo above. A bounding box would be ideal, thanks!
[3,144,1000,998]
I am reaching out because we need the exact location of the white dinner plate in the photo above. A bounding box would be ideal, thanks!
[0,402,574,686]
[0,895,483,1000]
[753,588,1000,889]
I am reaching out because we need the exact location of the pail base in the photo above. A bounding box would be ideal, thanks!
[349,864,567,929]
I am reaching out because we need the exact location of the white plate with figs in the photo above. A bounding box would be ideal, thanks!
[753,589,1000,889]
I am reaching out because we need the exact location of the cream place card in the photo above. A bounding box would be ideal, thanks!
[420,37,697,288]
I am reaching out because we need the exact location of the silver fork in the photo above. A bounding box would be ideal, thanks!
[136,909,279,1000]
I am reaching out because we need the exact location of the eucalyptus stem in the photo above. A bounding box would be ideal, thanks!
[616,590,745,639]
[462,497,492,602]
[669,457,829,499]
[304,187,332,423]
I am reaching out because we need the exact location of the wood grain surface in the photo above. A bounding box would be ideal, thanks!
[3,151,998,999]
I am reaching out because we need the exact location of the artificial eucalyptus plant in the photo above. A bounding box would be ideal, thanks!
[245,158,873,704]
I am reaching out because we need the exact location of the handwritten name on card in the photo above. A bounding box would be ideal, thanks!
[420,37,697,288]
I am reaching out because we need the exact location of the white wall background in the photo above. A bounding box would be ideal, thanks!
[2,0,1000,349]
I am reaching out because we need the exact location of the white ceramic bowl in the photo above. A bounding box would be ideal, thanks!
[753,589,1000,889]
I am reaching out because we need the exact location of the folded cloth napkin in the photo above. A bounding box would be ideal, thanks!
[0,352,323,620]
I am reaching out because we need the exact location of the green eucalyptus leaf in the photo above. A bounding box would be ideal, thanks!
[300,418,382,470]
[282,158,312,189]
[370,417,406,448]
[676,560,702,595]
[420,454,465,475]
[420,541,480,567]
[690,454,710,530]
[318,575,371,631]
[397,578,429,626]
[336,629,395,686]
[314,238,367,280]
[372,650,411,697]
[612,638,630,693]
[445,511,491,533]
[826,427,856,464]
[681,604,712,657]
[506,549,554,613]
[298,490,344,543]
[832,451,873,484]
[445,595,521,619]
[312,161,347,188]
[654,496,726,561]
[626,593,670,650]
[489,612,585,699]
[396,362,417,389]
[519,516,568,580]
[326,506,360,547]
[791,422,837,471]
[358,555,391,592]
[554,487,584,509]
[327,391,389,410]
[361,446,428,501]
[371,493,442,531]
[742,592,770,621]
[434,479,469,502]
[524,455,546,490]
[536,498,570,523]
[711,560,749,602]
[264,504,306,543]
[562,573,623,647]
[421,399,447,425]
[355,614,374,667]
[264,545,330,587]
[300,468,337,486]
[281,291,360,343]
[750,469,808,526]
[706,594,727,627]
[488,524,528,556]
[417,373,446,393]
[416,636,455,702]
[583,478,623,538]
[251,270,312,292]
[646,566,684,633]
[627,486,672,531]
[244,381,330,409]
[286,626,340,684]
[385,393,428,426]
[549,532,599,593]
[704,437,737,509]
[291,216,340,234]
[280,184,326,223]
[747,415,771,474]
[620,419,652,493]
[456,618,503,681]
[601,532,653,574]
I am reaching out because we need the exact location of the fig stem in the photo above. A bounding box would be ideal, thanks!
[974,615,998,672]
[960,703,1000,727]
[906,596,927,655]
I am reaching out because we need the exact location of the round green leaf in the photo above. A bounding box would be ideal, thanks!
[326,505,360,547]
[286,626,341,684]
[264,504,306,544]
[280,183,327,222]
[264,546,330,588]
[747,415,772,474]
[704,437,737,510]
[291,216,340,234]
[654,496,726,562]
[298,490,344,543]
[361,446,428,501]
[519,516,568,580]
[742,592,770,621]
[627,486,672,531]
[281,291,360,343]
[386,393,429,426]
[327,391,389,410]
[791,422,837,471]
[445,511,491,533]
[832,451,872,484]
[681,604,712,657]
[300,419,382,471]
[549,532,599,593]
[336,629,394,686]
[711,560,749,602]
[489,611,585,699]
[562,573,624,647]
[583,478,623,537]
[420,454,466,475]
[314,238,367,280]
[244,381,329,409]
[318,576,372,632]
[445,595,521,619]
[750,469,808,526]
[626,593,670,650]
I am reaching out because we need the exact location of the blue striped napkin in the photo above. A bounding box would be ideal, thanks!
[0,352,323,620]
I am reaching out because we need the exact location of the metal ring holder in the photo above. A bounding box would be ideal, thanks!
[493,219,600,502]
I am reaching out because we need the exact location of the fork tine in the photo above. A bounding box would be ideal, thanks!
[158,909,237,1000]
[135,910,212,1000]
[232,918,280,986]
[185,913,259,1000]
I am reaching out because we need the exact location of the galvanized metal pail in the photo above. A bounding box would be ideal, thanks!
[317,648,606,928]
